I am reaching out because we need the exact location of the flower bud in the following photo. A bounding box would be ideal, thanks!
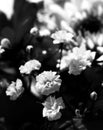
[30,27,38,35]
[1,38,11,49]
[75,109,81,117]
[90,91,97,100]
[26,45,33,53]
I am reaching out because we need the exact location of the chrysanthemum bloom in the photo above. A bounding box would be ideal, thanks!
[51,30,75,44]
[30,71,62,97]
[42,96,65,121]
[6,79,24,100]
[60,43,96,75]
[19,59,41,75]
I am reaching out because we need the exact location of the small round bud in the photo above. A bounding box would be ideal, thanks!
[1,38,11,49]
[26,45,33,53]
[90,91,97,100]
[30,27,38,35]
[57,59,60,63]
[75,109,81,117]
[56,63,60,68]
[42,50,47,55]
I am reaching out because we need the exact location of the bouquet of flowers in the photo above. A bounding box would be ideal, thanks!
[1,0,103,129]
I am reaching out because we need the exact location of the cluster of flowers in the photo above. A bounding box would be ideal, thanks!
[6,58,65,121]
[1,0,103,124]
[5,27,101,121]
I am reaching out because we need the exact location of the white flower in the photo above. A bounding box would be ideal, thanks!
[42,96,65,121]
[61,43,96,75]
[39,27,51,36]
[30,71,61,97]
[6,79,24,100]
[19,59,41,74]
[51,30,74,44]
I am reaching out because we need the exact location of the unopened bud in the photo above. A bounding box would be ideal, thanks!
[26,45,33,53]
[1,38,11,49]
[42,50,47,55]
[90,91,97,100]
[30,27,38,35]
[75,109,81,117]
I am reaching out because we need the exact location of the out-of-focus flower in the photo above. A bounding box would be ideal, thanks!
[51,30,74,44]
[60,43,96,75]
[30,71,61,97]
[19,59,41,75]
[6,79,24,100]
[42,96,65,121]
[85,32,103,50]
[60,20,74,33]
[37,10,57,31]
[39,27,51,36]
[91,1,103,17]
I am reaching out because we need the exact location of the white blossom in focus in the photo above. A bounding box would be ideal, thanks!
[31,71,61,97]
[61,43,96,75]
[42,96,65,121]
[51,30,74,44]
[6,79,24,100]
[19,59,41,74]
